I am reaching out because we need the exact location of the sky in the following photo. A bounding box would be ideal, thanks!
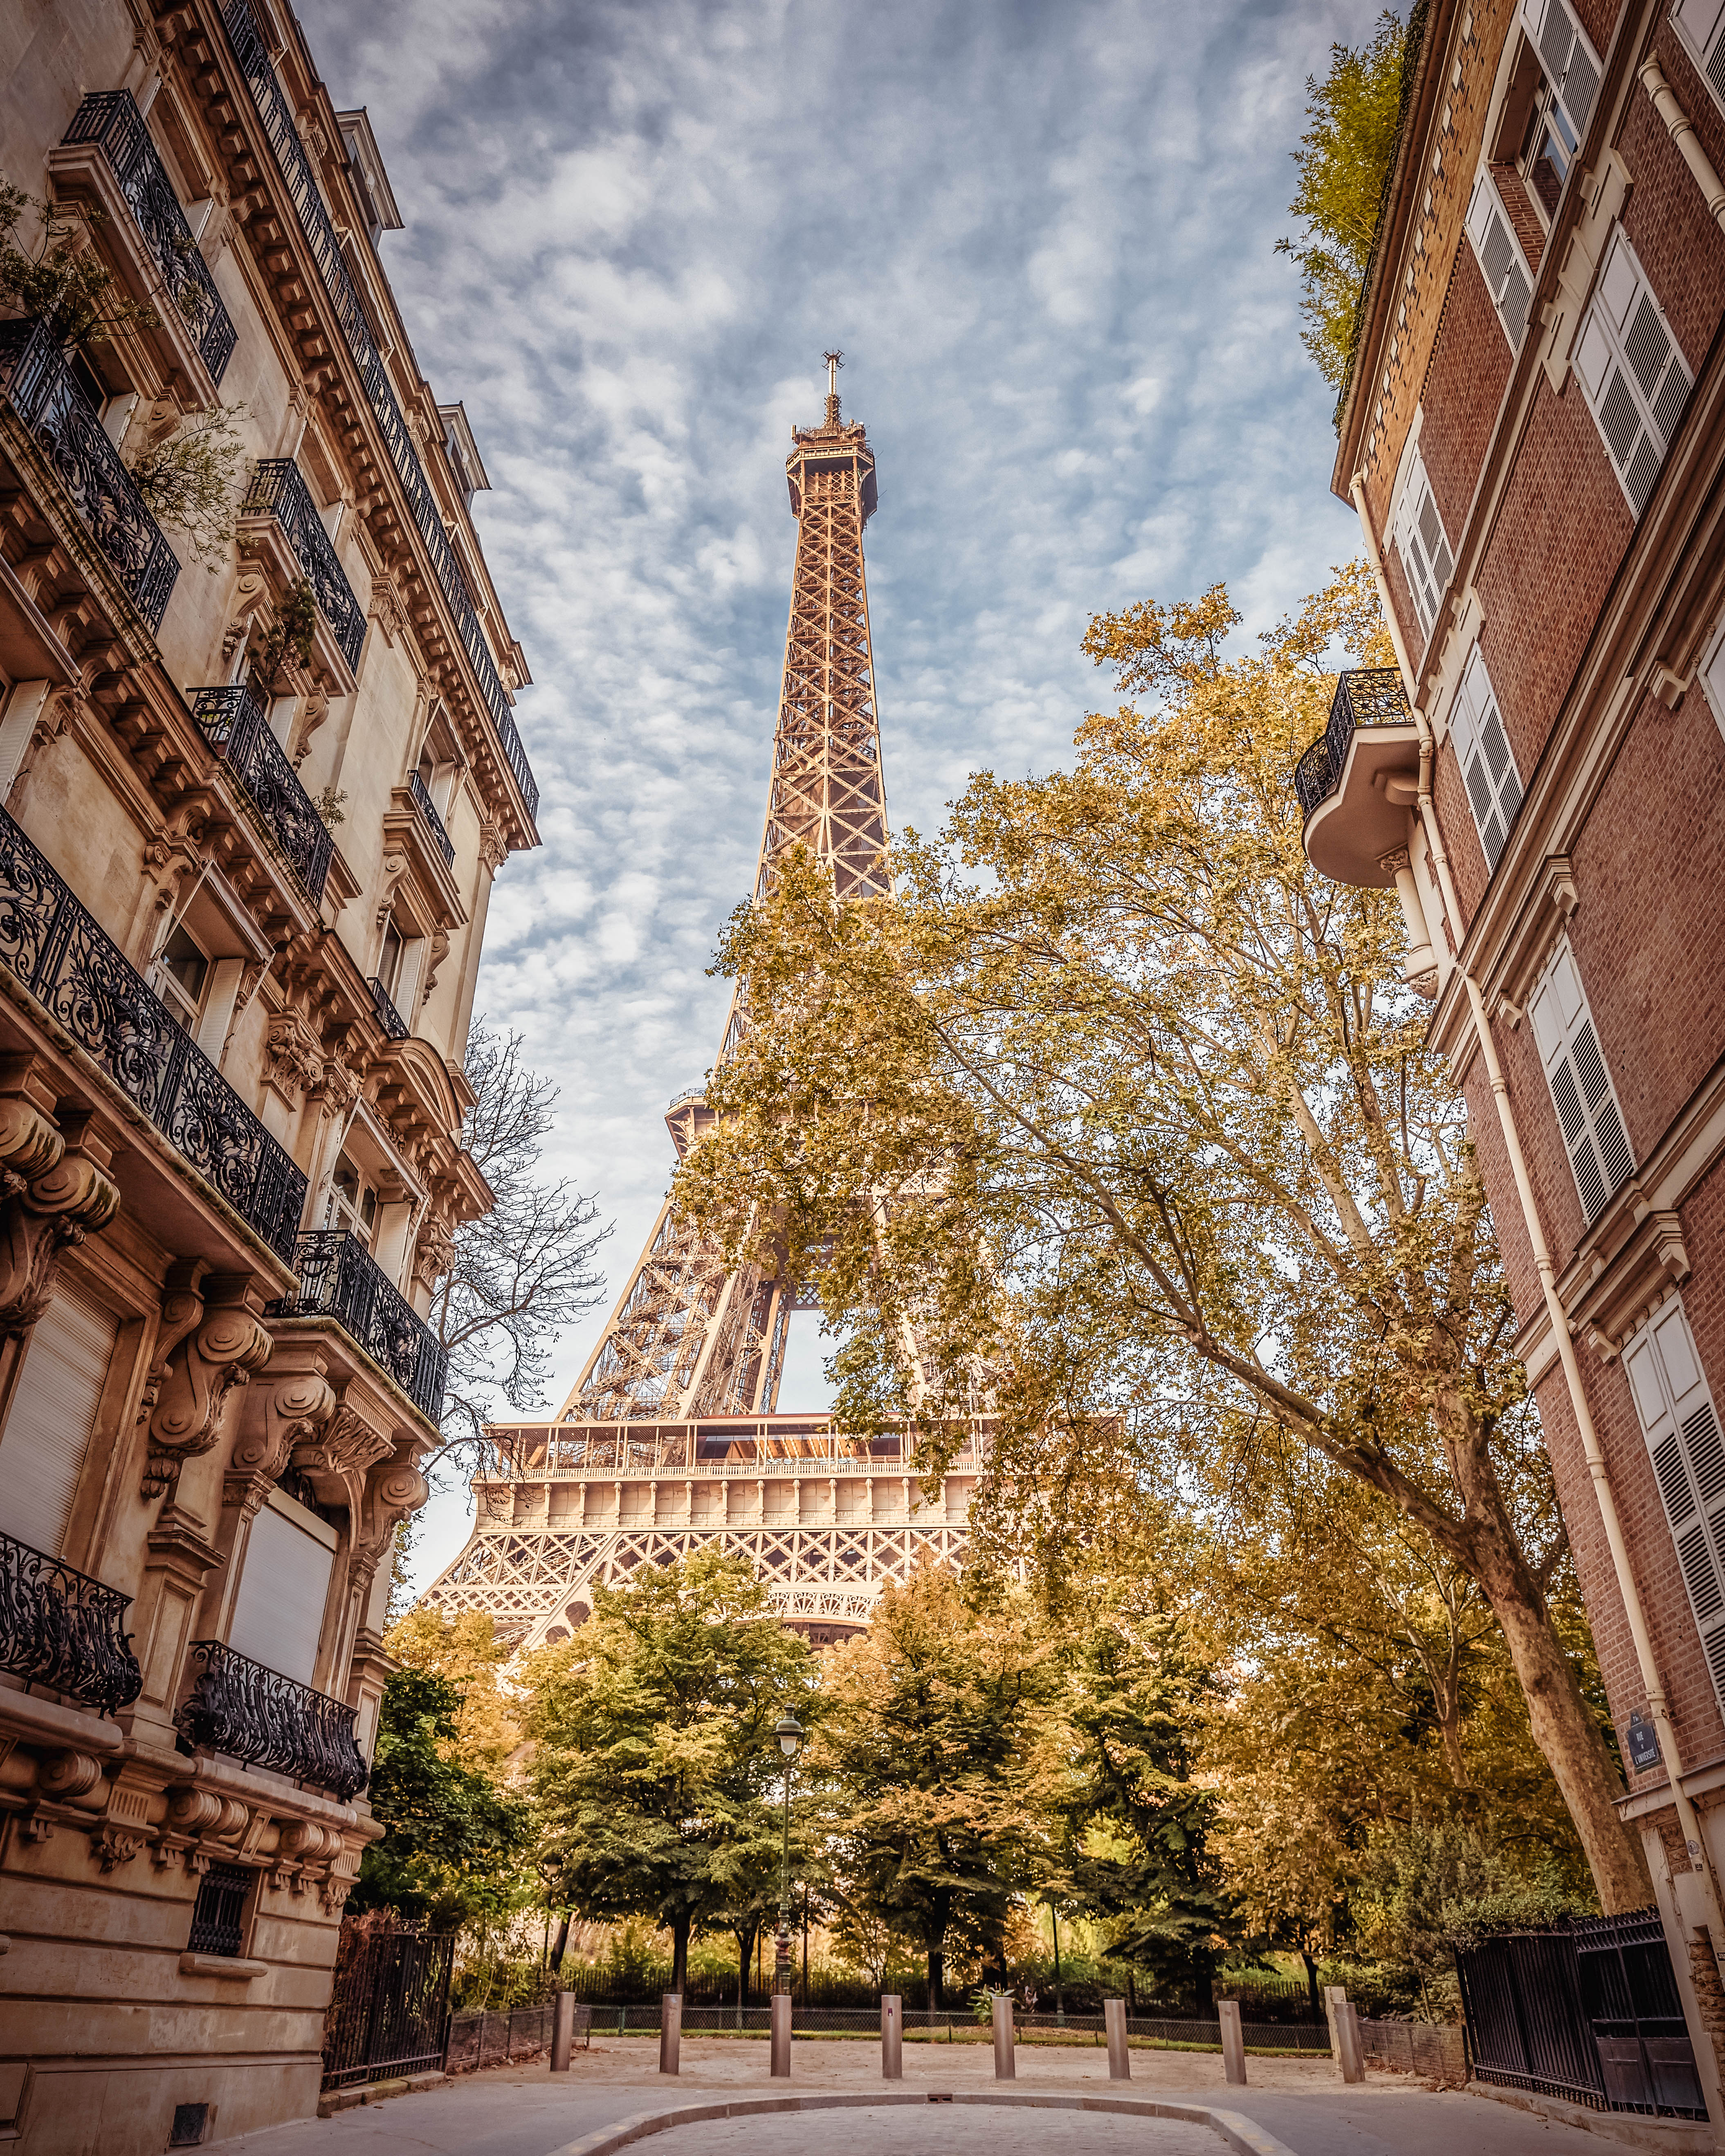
[294,0,1381,1595]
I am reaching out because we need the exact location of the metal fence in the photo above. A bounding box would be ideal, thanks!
[530,2000,1330,2052]
[1357,2015,1467,2087]
[322,1931,455,2091]
[445,2002,559,2074]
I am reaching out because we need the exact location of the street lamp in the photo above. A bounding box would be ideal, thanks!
[772,1711,805,1995]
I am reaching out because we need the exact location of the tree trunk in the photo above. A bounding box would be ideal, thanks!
[549,1912,572,1972]
[671,1914,690,1999]
[928,1944,944,2009]
[736,1920,758,2027]
[1299,1949,1320,2022]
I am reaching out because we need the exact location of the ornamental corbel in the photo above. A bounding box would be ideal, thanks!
[225,1362,339,1513]
[221,563,269,663]
[0,1130,121,1338]
[291,1404,394,1522]
[263,1008,322,1104]
[288,690,330,767]
[311,1054,362,1123]
[411,1213,454,1293]
[142,1263,274,1501]
[375,849,409,930]
[89,1780,154,1872]
[419,928,450,1008]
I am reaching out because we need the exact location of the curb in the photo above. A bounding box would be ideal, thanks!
[316,2071,446,2117]
[543,2090,1302,2156]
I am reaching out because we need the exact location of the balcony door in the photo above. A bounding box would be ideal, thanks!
[0,1279,118,1557]
[227,1486,338,1689]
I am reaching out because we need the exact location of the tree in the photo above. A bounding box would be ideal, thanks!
[386,1605,519,1776]
[0,179,160,347]
[813,1565,1055,2004]
[522,1550,815,1995]
[1276,11,1410,388]
[678,565,1648,1912]
[429,1020,609,1469]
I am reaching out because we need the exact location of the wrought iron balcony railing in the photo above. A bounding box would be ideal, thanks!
[0,1526,143,1717]
[0,318,179,630]
[0,804,306,1259]
[408,770,456,867]
[191,684,333,901]
[367,975,409,1041]
[177,1639,368,1802]
[1293,668,1415,817]
[242,458,366,672]
[268,1230,448,1422]
[220,0,539,823]
[60,92,238,384]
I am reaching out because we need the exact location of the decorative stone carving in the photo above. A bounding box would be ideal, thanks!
[368,575,404,649]
[90,1780,153,1872]
[412,1213,454,1292]
[224,1364,339,1512]
[419,927,450,1007]
[291,1405,395,1527]
[263,1008,322,1103]
[38,1750,104,1805]
[375,847,409,928]
[311,1053,362,1124]
[288,690,330,766]
[0,1120,121,1337]
[478,819,508,875]
[141,1264,274,1500]
[222,563,269,662]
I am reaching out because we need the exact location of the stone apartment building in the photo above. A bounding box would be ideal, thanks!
[1299,0,1725,2124]
[0,2,537,2149]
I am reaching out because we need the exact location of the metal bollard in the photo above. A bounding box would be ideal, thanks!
[770,1992,792,2077]
[1336,1999,1364,2085]
[658,1992,681,2076]
[881,1994,902,2080]
[1218,1999,1247,2086]
[1104,1997,1130,2080]
[550,1991,576,2073]
[991,1993,1015,2080]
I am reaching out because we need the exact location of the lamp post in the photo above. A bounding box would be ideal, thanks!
[772,1710,804,1994]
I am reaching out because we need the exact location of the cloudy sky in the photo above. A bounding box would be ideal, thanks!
[296,0,1380,1591]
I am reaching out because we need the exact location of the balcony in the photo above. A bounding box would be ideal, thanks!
[367,975,409,1041]
[58,92,237,385]
[0,803,307,1260]
[240,459,366,679]
[220,0,539,825]
[0,1526,142,1717]
[176,1639,367,1802]
[409,770,455,867]
[0,319,178,630]
[1295,668,1420,889]
[191,684,333,901]
[268,1230,448,1422]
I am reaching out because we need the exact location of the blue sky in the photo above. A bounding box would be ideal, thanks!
[296,0,1382,1592]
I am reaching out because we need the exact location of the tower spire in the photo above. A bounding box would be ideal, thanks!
[823,347,843,428]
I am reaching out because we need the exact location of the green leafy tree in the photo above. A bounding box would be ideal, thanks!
[0,179,159,346]
[523,1550,815,1994]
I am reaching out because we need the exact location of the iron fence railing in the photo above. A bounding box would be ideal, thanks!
[528,1996,1331,2049]
[176,1639,368,1801]
[1293,667,1414,817]
[190,683,333,900]
[408,770,455,866]
[0,1526,142,1716]
[366,975,409,1041]
[60,92,237,382]
[0,803,305,1259]
[242,458,365,671]
[268,1230,448,1421]
[323,1930,456,2088]
[220,0,539,822]
[188,1861,252,1956]
[0,318,178,629]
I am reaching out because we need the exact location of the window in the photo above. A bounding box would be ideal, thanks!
[0,1280,119,1556]
[1520,0,1601,141]
[226,1486,337,1687]
[151,922,210,1031]
[1673,0,1725,115]
[1574,228,1692,516]
[1392,450,1454,641]
[328,1153,380,1247]
[377,919,404,1000]
[187,1863,251,1958]
[1528,938,1634,1223]
[1449,647,1524,868]
[1467,172,1535,346]
[1519,70,1579,222]
[1624,1299,1725,1712]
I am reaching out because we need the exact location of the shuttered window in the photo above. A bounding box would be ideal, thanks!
[1450,646,1524,869]
[1624,1300,1725,1713]
[1467,171,1535,348]
[1574,228,1692,516]
[227,1489,337,1688]
[1528,939,1634,1224]
[1393,451,1453,641]
[1521,0,1602,138]
[1672,0,1725,117]
[0,1280,118,1557]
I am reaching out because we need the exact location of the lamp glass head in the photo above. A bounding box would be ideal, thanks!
[774,1710,805,1759]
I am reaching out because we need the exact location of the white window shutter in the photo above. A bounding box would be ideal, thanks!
[0,1280,119,1557]
[1521,0,1602,135]
[1528,939,1635,1222]
[1575,229,1692,515]
[1394,451,1453,640]
[1672,0,1725,114]
[1467,174,1535,348]
[227,1491,337,1687]
[1451,647,1525,869]
[1625,1302,1725,1710]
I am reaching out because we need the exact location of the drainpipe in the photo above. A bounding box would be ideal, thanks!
[1349,475,1725,1930]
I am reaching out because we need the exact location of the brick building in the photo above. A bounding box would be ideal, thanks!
[0,2,537,2149]
[1301,0,1725,2123]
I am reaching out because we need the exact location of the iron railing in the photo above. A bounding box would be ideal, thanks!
[1293,667,1414,817]
[176,1639,368,1802]
[0,804,305,1259]
[220,0,539,822]
[323,1929,456,2088]
[269,1230,447,1421]
[0,1526,142,1716]
[0,318,179,630]
[60,92,237,382]
[408,770,455,866]
[190,684,333,900]
[242,459,365,672]
[187,1860,252,1956]
[367,975,409,1041]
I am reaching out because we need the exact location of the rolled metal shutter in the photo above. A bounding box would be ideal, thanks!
[227,1490,337,1686]
[0,1278,119,1556]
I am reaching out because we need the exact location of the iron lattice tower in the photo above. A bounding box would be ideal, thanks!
[421,363,986,1645]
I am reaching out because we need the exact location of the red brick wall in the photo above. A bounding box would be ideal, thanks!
[1619,85,1725,377]
[1434,739,1489,933]
[1659,20,1725,225]
[1571,0,1625,70]
[1420,246,1513,547]
[1383,530,1426,670]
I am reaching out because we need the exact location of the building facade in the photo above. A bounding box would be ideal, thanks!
[0,2,536,2149]
[1304,0,1725,2124]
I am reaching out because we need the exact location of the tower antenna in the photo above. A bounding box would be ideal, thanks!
[823,348,843,424]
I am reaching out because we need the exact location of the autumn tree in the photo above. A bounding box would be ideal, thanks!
[386,1604,519,1775]
[678,564,1647,1912]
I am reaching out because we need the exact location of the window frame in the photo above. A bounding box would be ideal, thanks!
[1466,166,1538,348]
[1527,936,1636,1225]
[1449,645,1525,870]
[1573,226,1693,517]
[1391,447,1454,644]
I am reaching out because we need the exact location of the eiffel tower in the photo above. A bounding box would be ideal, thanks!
[422,360,986,1645]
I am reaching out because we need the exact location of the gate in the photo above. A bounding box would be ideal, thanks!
[321,1929,456,2090]
[1456,1908,1704,2120]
